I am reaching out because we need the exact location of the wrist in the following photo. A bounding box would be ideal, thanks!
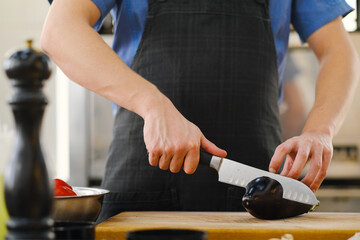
[135,85,171,120]
[301,106,337,139]
[301,125,334,139]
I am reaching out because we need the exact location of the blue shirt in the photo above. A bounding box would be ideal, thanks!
[92,0,352,101]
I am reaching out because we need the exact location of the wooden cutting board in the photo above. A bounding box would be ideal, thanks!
[95,212,360,240]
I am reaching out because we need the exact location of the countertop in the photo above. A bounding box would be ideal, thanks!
[95,211,360,240]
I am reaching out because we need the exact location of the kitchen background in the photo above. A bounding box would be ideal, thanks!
[0,0,359,217]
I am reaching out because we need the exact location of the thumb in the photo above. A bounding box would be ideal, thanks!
[200,134,227,158]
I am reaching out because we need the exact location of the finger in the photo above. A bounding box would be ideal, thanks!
[200,135,227,158]
[183,147,200,174]
[148,150,160,166]
[280,155,294,176]
[287,141,312,179]
[269,139,296,173]
[310,146,332,192]
[169,151,186,173]
[301,143,323,187]
[158,152,172,170]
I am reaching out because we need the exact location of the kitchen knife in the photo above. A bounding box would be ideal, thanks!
[199,151,318,206]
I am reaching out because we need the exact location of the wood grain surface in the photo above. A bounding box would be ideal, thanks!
[95,212,360,240]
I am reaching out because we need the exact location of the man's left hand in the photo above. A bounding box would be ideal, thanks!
[269,131,333,192]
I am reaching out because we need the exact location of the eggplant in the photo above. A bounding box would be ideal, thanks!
[242,176,314,219]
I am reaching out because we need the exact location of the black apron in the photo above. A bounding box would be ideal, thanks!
[97,0,281,223]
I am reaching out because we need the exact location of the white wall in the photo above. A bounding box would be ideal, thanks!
[0,1,56,176]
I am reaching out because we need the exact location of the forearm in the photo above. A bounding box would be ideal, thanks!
[41,0,166,119]
[304,18,360,138]
[304,41,360,138]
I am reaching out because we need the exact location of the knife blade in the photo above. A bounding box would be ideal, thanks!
[199,151,318,206]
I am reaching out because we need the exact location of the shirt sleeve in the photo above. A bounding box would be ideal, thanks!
[291,0,353,43]
[91,0,118,31]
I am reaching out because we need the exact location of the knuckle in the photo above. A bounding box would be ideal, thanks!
[289,169,301,178]
[303,137,313,144]
[324,147,333,156]
[276,144,286,153]
[318,168,327,178]
[158,159,169,170]
[188,141,199,151]
[313,141,322,149]
[152,147,161,156]
[297,151,308,160]
[173,143,185,154]
[164,146,174,154]
[149,159,157,166]
[313,160,322,170]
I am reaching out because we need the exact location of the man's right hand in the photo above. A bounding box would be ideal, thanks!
[143,96,227,174]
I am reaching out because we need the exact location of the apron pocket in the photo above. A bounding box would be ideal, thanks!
[226,187,246,211]
[96,188,180,223]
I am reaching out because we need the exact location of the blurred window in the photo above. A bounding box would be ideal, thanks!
[343,0,358,32]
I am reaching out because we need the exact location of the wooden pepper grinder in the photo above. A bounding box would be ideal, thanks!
[3,40,54,239]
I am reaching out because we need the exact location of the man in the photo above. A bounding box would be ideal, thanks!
[41,0,359,223]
